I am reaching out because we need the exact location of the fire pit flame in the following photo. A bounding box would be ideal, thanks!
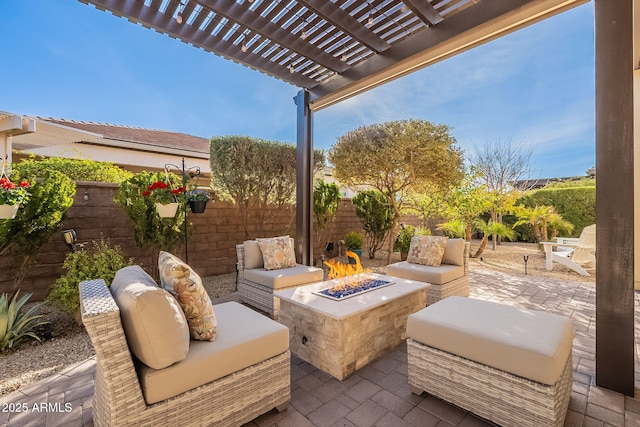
[316,251,392,300]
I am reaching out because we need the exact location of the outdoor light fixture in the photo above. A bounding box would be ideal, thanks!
[62,229,78,252]
[241,43,247,52]
[289,64,295,73]
[399,222,406,230]
[523,254,529,275]
[176,1,185,24]
[83,191,89,202]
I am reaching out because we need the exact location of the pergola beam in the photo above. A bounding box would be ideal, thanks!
[400,0,444,26]
[197,0,349,73]
[299,0,390,53]
[309,0,587,110]
[79,0,318,87]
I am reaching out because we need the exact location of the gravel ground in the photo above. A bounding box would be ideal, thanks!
[1,241,594,396]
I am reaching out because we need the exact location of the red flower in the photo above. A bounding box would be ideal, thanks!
[18,180,30,188]
[142,191,151,197]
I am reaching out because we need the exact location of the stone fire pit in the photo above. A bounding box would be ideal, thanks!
[275,273,429,380]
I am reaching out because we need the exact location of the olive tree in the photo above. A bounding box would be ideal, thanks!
[329,119,464,263]
[210,136,325,239]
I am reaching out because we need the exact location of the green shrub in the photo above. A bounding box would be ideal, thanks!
[0,291,47,352]
[12,155,132,183]
[393,225,432,253]
[352,190,394,259]
[0,170,76,289]
[47,238,134,313]
[344,231,364,251]
[517,186,595,237]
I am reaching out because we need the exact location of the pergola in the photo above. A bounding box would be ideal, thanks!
[78,0,636,396]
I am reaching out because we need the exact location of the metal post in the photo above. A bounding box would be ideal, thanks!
[165,157,200,264]
[295,89,314,266]
[594,0,635,396]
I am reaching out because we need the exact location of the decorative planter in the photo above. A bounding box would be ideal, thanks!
[189,200,207,214]
[400,250,408,261]
[347,249,362,265]
[155,202,179,218]
[0,204,19,219]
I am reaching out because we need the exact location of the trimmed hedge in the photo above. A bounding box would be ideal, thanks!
[517,186,595,237]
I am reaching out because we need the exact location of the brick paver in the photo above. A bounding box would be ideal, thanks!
[1,269,639,426]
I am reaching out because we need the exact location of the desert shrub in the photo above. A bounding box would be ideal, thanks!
[47,238,134,313]
[12,155,132,183]
[0,291,47,352]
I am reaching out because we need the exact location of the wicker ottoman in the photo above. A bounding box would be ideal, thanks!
[406,296,574,427]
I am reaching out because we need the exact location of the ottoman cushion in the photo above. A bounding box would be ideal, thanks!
[406,296,573,385]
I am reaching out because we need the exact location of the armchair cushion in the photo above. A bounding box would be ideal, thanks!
[138,302,289,404]
[407,235,448,266]
[110,266,190,370]
[257,236,297,270]
[244,264,324,289]
[386,262,464,285]
[243,240,265,269]
[441,238,465,266]
[159,251,217,341]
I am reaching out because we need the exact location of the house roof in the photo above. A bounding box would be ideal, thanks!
[41,118,210,156]
[79,0,588,111]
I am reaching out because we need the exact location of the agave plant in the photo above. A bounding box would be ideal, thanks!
[0,291,47,352]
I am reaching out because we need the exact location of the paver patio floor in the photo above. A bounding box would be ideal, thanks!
[1,269,639,426]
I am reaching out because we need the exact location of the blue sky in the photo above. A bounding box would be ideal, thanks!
[2,1,595,179]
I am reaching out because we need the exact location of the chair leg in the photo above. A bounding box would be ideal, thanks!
[276,402,289,412]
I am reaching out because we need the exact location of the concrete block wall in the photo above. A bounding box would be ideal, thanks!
[0,186,421,301]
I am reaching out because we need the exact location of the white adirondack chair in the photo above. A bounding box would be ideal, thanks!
[541,224,596,276]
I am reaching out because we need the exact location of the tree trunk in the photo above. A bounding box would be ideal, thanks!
[532,224,542,243]
[472,236,489,258]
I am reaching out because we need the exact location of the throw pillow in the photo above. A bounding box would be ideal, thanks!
[158,251,217,341]
[256,236,297,270]
[407,235,448,267]
[110,265,190,369]
[441,238,466,266]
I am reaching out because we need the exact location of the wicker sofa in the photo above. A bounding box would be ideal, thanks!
[386,239,470,305]
[407,297,574,427]
[236,239,324,318]
[80,269,290,427]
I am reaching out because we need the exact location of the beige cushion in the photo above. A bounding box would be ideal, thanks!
[138,301,289,404]
[386,261,464,285]
[110,266,190,370]
[442,239,465,266]
[244,264,324,289]
[243,240,264,269]
[407,235,448,266]
[158,251,217,341]
[406,296,574,385]
[256,236,297,270]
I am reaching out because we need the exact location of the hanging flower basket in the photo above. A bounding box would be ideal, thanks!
[189,200,207,214]
[155,202,179,218]
[0,204,19,219]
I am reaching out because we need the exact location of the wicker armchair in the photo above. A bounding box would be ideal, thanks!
[80,278,290,427]
[386,240,470,305]
[236,242,323,318]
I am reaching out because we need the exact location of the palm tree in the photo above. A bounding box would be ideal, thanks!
[472,219,515,258]
[437,219,466,239]
[514,205,574,242]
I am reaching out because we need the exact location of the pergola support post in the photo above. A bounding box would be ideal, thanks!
[1,135,11,164]
[594,0,635,396]
[295,89,314,266]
